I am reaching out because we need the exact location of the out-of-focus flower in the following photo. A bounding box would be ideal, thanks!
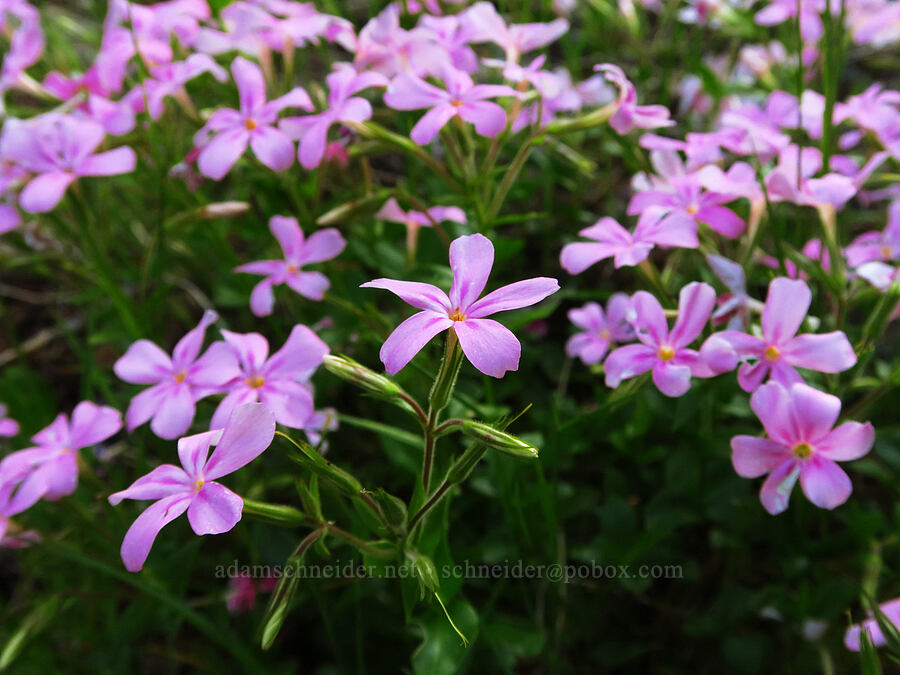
[754,0,827,42]
[845,201,900,268]
[136,53,228,120]
[375,197,466,230]
[0,402,122,510]
[304,408,338,449]
[362,233,559,377]
[715,278,856,392]
[595,64,673,135]
[226,573,277,614]
[0,114,136,213]
[566,294,634,365]
[194,56,311,179]
[109,403,275,572]
[604,282,717,396]
[706,254,761,329]
[0,404,19,437]
[560,211,698,274]
[0,0,43,97]
[208,325,330,430]
[384,66,517,145]
[235,215,346,316]
[845,598,900,651]
[280,64,388,169]
[460,2,568,64]
[114,311,230,439]
[731,381,873,514]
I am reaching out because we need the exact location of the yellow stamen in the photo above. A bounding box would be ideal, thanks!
[686,205,699,214]
[286,264,299,274]
[881,245,892,258]
[764,345,781,361]
[195,478,205,491]
[246,375,265,389]
[793,443,813,459]
[599,329,611,341]
[449,308,466,322]
[658,345,675,361]
[245,118,257,130]
[174,371,187,383]
[450,99,464,108]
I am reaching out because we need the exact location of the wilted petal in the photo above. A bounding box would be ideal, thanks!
[762,278,811,344]
[731,436,789,478]
[799,456,852,510]
[453,318,521,378]
[203,403,276,480]
[119,493,192,572]
[380,311,453,375]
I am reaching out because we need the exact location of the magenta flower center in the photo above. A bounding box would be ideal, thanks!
[793,442,813,459]
[246,375,265,389]
[764,345,781,362]
[658,345,675,361]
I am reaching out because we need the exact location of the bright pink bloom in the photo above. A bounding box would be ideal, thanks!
[207,325,329,430]
[0,403,18,437]
[0,402,122,511]
[384,67,517,145]
[715,278,856,392]
[604,282,716,397]
[731,381,873,514]
[595,64,673,135]
[566,294,634,365]
[362,233,559,377]
[235,215,346,316]
[137,54,227,120]
[460,3,568,63]
[845,598,900,651]
[560,211,698,274]
[109,403,275,572]
[195,57,312,180]
[375,197,466,229]
[845,201,900,268]
[350,4,445,77]
[280,64,388,169]
[0,114,136,213]
[114,311,231,439]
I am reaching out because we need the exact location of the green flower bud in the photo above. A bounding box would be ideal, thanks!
[460,421,539,459]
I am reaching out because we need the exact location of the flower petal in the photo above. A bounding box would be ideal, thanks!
[360,279,451,313]
[108,465,192,505]
[249,126,295,172]
[150,383,196,440]
[799,456,852,510]
[453,318,521,378]
[759,459,801,515]
[172,310,218,371]
[197,127,249,180]
[731,436,789,478]
[263,324,329,379]
[762,277,811,345]
[379,311,453,375]
[203,402,276,480]
[298,228,346,265]
[69,402,122,449]
[817,422,875,461]
[258,380,314,429]
[467,277,559,318]
[188,482,244,535]
[781,332,857,373]
[788,382,841,443]
[603,343,657,388]
[628,291,668,348]
[449,233,495,311]
[119,493,192,572]
[285,271,330,300]
[651,361,692,397]
[669,281,715,349]
[19,172,76,213]
[114,340,174,384]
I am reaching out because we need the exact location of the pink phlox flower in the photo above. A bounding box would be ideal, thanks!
[604,282,717,397]
[714,277,856,392]
[0,403,19,437]
[280,63,388,169]
[416,14,480,73]
[460,2,568,63]
[595,63,674,135]
[114,310,230,439]
[207,324,330,430]
[361,233,559,377]
[384,65,518,145]
[235,215,346,316]
[0,114,136,213]
[136,53,227,121]
[731,381,873,514]
[194,56,312,179]
[566,294,635,365]
[0,402,122,512]
[755,0,828,42]
[716,99,791,160]
[108,403,276,571]
[628,149,746,238]
[845,598,900,651]
[304,407,338,449]
[846,201,900,268]
[0,1,43,95]
[560,209,698,274]
[352,5,447,77]
[375,197,466,230]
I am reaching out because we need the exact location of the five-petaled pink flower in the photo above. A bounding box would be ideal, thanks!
[715,277,857,392]
[207,325,330,430]
[0,402,122,511]
[362,233,559,377]
[604,282,717,396]
[595,63,674,135]
[235,215,346,316]
[114,311,231,439]
[195,56,312,180]
[566,294,635,365]
[0,114,136,213]
[109,403,276,572]
[384,67,518,145]
[731,381,874,515]
[375,197,467,231]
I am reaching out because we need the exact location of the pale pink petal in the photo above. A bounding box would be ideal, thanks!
[817,422,875,461]
[249,126,294,172]
[203,403,276,480]
[410,104,458,145]
[269,215,305,260]
[232,56,266,116]
[77,147,136,176]
[449,233,494,311]
[248,278,276,316]
[114,340,174,384]
[298,228,346,264]
[695,205,745,238]
[651,361,693,397]
[285,271,330,300]
[108,465,192,505]
[380,311,454,375]
[297,119,332,169]
[603,343,657,388]
[190,342,242,389]
[759,459,801,515]
[150,383,196,440]
[177,430,219,478]
[762,278,811,344]
[119,494,192,572]
[750,382,798,446]
[259,380,314,428]
[788,382,841,443]
[731,436,790,478]
[172,310,218,370]
[360,279,451,313]
[560,242,622,274]
[69,402,122,449]
[669,282,715,349]
[125,384,168,432]
[220,330,269,374]
[799,456,852,510]
[19,172,76,213]
[188,482,243,535]
[458,101,508,137]
[263,324,329,378]
[781,332,857,373]
[629,291,668,347]
[467,277,559,318]
[453,318,521,378]
[197,128,249,180]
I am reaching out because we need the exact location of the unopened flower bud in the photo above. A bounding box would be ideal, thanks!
[323,354,402,398]
[199,201,250,218]
[460,421,539,459]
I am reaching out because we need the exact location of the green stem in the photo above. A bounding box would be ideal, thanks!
[486,135,537,222]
